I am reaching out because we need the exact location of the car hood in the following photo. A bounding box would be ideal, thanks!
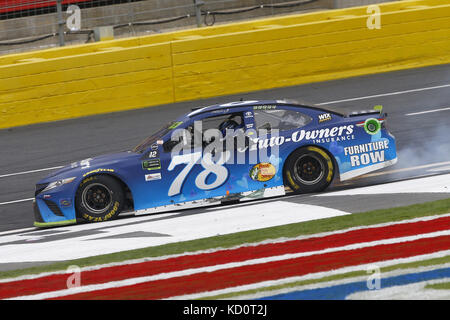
[40,151,138,182]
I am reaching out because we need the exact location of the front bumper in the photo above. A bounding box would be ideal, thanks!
[33,198,76,228]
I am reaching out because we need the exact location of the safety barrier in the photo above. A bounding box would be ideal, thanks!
[0,0,449,129]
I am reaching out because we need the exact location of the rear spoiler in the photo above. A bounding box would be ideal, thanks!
[347,105,387,118]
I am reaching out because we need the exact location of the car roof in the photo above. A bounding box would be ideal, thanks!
[187,99,346,117]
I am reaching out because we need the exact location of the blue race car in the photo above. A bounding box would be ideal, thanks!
[33,100,397,227]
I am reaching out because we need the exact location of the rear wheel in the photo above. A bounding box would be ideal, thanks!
[283,146,335,194]
[75,175,124,222]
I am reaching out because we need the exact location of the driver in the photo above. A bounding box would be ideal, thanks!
[218,115,244,137]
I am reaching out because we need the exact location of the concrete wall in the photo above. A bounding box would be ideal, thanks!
[0,0,448,129]
[0,0,385,54]
[335,0,395,8]
[0,0,333,40]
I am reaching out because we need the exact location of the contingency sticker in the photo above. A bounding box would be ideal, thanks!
[318,113,332,123]
[142,159,161,171]
[145,173,162,181]
[250,163,276,182]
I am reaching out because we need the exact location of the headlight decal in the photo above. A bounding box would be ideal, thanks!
[41,177,77,193]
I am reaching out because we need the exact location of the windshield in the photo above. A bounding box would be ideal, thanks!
[132,121,183,153]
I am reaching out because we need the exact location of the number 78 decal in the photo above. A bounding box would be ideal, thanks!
[167,151,231,196]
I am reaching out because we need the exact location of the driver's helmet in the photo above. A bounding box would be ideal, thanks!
[219,118,242,136]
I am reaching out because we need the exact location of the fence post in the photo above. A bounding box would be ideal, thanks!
[56,0,65,46]
[193,0,204,27]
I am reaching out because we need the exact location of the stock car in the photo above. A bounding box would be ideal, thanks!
[33,100,397,227]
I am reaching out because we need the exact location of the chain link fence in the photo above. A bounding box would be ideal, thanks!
[0,0,331,55]
[0,0,394,55]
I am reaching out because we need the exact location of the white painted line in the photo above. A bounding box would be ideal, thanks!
[406,107,450,116]
[0,227,36,237]
[317,173,450,196]
[355,161,450,179]
[0,166,63,179]
[428,166,450,173]
[316,84,450,105]
[0,198,34,206]
[7,231,450,300]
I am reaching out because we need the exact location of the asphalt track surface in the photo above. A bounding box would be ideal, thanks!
[0,64,449,232]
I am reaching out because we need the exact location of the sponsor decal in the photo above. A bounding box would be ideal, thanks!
[82,201,119,222]
[244,111,253,118]
[246,123,254,129]
[80,176,94,186]
[212,108,230,114]
[249,163,276,182]
[253,105,277,110]
[80,158,92,169]
[248,125,355,151]
[151,144,158,151]
[59,199,72,207]
[43,195,52,199]
[344,140,389,167]
[145,173,162,181]
[364,118,382,135]
[82,168,114,177]
[69,158,93,169]
[148,150,159,158]
[142,159,161,171]
[318,113,332,123]
[157,140,164,145]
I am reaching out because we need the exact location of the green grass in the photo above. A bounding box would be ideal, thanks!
[425,282,450,290]
[201,255,450,299]
[0,197,449,280]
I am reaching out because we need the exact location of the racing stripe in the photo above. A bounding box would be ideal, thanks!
[1,215,449,299]
[50,235,450,299]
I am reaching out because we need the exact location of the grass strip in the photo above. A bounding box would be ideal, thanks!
[425,282,450,290]
[201,255,450,299]
[0,197,449,280]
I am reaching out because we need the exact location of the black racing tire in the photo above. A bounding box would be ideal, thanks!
[75,175,125,223]
[283,146,335,194]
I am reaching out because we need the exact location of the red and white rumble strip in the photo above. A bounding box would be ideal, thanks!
[1,213,449,300]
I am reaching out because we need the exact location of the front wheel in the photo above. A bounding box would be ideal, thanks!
[75,175,125,222]
[283,146,335,194]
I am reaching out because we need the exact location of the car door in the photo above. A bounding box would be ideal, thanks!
[155,109,260,205]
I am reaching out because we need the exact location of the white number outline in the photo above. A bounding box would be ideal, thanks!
[167,151,230,196]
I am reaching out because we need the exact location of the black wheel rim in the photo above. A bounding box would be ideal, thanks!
[293,154,325,185]
[81,183,113,214]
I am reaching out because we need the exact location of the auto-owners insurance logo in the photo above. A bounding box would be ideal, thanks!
[157,120,355,196]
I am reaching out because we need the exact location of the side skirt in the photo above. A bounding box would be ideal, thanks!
[133,186,286,216]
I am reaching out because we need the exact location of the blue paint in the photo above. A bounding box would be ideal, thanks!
[34,100,397,225]
[259,267,450,300]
